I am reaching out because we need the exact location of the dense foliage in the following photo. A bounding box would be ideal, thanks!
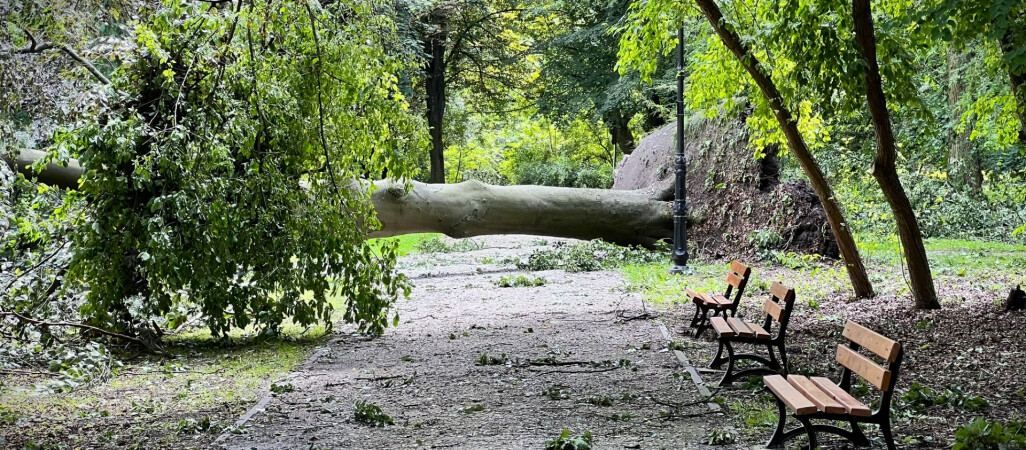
[4,0,425,342]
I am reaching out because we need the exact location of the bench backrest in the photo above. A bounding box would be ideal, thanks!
[760,282,795,338]
[836,321,904,413]
[723,261,752,307]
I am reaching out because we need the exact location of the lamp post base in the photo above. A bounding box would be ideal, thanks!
[669,264,694,275]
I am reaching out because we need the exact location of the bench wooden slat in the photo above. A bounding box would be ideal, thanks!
[763,298,784,322]
[686,288,704,301]
[836,345,893,390]
[729,260,749,276]
[788,375,846,414]
[710,317,735,337]
[764,375,817,415]
[810,377,873,417]
[711,294,731,305]
[769,281,791,300]
[747,322,771,340]
[842,321,901,362]
[726,273,742,288]
[727,318,755,338]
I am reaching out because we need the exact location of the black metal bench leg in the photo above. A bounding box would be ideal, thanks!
[849,421,871,447]
[765,343,780,370]
[709,340,726,369]
[881,419,897,450]
[689,303,703,328]
[717,341,736,386]
[767,397,787,448]
[797,417,818,450]
[691,306,711,337]
[777,342,790,374]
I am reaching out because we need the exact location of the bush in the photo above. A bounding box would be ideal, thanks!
[510,240,666,273]
[515,161,612,188]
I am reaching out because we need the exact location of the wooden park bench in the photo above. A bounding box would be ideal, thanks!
[762,321,903,450]
[707,281,795,386]
[686,261,751,337]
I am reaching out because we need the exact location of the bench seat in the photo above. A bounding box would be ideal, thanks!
[764,375,874,417]
[710,316,771,339]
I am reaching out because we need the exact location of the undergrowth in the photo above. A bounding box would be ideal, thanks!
[509,240,666,273]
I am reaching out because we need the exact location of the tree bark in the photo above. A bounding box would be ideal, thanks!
[691,0,875,299]
[369,179,672,247]
[610,109,636,155]
[998,33,1026,146]
[946,50,982,194]
[852,0,939,309]
[424,34,448,184]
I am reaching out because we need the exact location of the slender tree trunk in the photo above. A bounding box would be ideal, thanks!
[610,109,636,155]
[946,50,982,194]
[852,0,939,309]
[998,33,1026,145]
[692,0,875,299]
[424,35,447,184]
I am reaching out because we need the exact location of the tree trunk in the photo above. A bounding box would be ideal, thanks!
[691,0,875,299]
[8,150,672,248]
[852,0,939,309]
[424,35,447,184]
[946,50,983,194]
[998,33,1026,146]
[370,179,671,247]
[610,109,636,155]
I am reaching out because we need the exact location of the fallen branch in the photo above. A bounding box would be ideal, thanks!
[529,366,620,375]
[0,310,164,354]
[0,369,56,377]
[14,28,111,85]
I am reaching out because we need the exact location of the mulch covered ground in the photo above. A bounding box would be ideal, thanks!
[664,262,1026,449]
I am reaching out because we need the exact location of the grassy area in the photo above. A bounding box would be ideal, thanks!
[0,299,345,449]
[624,236,1026,306]
[369,233,443,256]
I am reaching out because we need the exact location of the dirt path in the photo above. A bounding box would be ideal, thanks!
[217,236,734,449]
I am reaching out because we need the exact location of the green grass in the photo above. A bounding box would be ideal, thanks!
[368,233,443,256]
[856,236,1026,271]
[621,262,722,304]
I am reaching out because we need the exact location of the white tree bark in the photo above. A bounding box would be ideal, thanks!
[370,179,671,247]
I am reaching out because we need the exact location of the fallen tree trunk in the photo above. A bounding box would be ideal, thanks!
[369,179,672,247]
[7,150,672,248]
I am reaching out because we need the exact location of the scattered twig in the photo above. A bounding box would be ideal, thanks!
[0,369,57,377]
[355,374,404,382]
[529,366,620,375]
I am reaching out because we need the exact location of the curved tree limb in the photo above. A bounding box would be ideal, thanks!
[14,28,112,85]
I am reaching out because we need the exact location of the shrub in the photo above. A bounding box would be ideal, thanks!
[953,418,1026,450]
[515,161,612,189]
[511,240,666,273]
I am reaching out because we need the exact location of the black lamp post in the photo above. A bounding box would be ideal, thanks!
[670,26,691,274]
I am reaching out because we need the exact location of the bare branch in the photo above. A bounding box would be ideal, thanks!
[14,28,112,85]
